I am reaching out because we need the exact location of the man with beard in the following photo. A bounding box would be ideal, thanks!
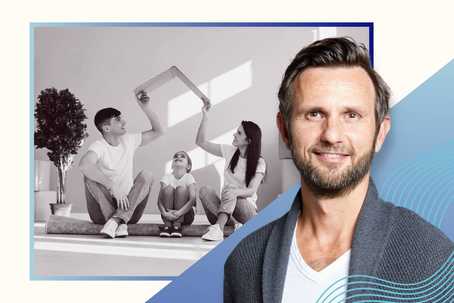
[224,37,453,303]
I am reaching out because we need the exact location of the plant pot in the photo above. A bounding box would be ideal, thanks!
[50,203,72,217]
[35,191,56,222]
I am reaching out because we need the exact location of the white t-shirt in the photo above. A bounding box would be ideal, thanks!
[282,224,351,303]
[88,133,142,195]
[220,144,266,205]
[160,173,195,189]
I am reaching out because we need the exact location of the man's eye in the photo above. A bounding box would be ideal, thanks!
[346,112,360,119]
[307,111,323,120]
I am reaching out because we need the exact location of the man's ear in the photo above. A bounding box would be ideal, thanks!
[277,112,290,147]
[102,124,111,134]
[374,115,391,152]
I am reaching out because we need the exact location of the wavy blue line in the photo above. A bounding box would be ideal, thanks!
[382,158,430,215]
[381,158,420,209]
[351,289,453,303]
[380,157,453,227]
[396,159,437,213]
[380,149,447,203]
[316,253,454,303]
[395,158,448,220]
[387,151,438,209]
[431,177,454,227]
[322,272,452,303]
[412,156,454,224]
[319,270,452,303]
[340,285,453,303]
[412,162,450,220]
[379,146,454,228]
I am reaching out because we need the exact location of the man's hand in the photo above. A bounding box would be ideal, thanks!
[201,104,210,117]
[136,90,150,105]
[110,187,130,210]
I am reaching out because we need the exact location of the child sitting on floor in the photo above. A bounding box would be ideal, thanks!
[157,151,196,238]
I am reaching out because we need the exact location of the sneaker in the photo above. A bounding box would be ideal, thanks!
[234,222,243,231]
[171,226,183,238]
[202,224,224,241]
[115,224,128,238]
[100,218,118,238]
[159,225,171,237]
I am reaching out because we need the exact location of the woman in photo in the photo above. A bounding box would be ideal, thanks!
[196,105,266,241]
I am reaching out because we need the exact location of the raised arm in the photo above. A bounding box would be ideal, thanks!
[196,105,222,157]
[136,91,164,147]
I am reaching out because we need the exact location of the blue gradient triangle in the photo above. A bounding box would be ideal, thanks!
[372,59,454,240]
[147,59,454,302]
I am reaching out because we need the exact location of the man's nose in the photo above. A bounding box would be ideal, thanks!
[320,116,343,144]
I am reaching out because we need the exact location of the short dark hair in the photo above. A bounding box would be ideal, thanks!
[94,107,121,133]
[278,37,390,133]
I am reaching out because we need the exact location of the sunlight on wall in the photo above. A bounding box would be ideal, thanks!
[167,61,252,127]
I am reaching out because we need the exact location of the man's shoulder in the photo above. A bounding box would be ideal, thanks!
[118,133,141,149]
[225,219,278,270]
[87,138,106,152]
[378,202,453,280]
[388,205,452,247]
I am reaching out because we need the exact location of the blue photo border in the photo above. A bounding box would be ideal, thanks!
[29,21,374,281]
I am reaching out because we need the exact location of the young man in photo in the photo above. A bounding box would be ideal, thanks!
[79,91,163,238]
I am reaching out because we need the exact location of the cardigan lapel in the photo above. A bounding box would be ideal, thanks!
[346,180,393,302]
[348,180,391,275]
[262,191,301,303]
[261,180,391,303]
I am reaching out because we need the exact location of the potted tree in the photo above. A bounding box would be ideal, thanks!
[34,88,88,216]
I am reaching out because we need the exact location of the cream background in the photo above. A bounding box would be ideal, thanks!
[2,1,454,302]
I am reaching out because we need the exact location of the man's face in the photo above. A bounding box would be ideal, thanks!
[279,66,389,197]
[104,115,127,136]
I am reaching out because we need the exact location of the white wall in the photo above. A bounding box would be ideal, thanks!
[34,26,369,214]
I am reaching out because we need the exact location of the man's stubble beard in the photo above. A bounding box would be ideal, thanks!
[290,139,376,199]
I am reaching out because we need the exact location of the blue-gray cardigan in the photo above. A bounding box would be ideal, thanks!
[224,181,454,303]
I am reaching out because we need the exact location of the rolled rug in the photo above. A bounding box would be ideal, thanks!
[45,215,233,237]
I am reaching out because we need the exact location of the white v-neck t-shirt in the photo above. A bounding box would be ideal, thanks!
[281,225,351,303]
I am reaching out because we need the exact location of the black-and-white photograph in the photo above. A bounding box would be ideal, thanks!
[33,24,369,277]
